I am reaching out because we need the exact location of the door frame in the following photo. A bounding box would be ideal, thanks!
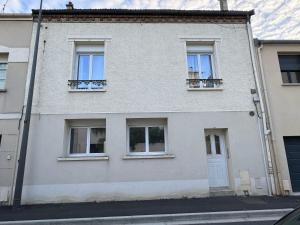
[205,129,230,188]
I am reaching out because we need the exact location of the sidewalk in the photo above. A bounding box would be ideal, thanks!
[1,196,300,222]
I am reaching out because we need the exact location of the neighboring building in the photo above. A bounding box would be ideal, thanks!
[0,14,32,205]
[20,6,270,204]
[256,40,300,195]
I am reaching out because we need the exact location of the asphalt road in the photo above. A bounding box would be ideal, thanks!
[207,221,276,225]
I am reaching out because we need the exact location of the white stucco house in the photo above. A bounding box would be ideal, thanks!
[20,4,272,204]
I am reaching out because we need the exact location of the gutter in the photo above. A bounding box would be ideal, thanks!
[0,13,32,21]
[257,39,300,45]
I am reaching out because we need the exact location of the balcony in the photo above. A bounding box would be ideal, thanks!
[68,80,107,90]
[186,78,223,89]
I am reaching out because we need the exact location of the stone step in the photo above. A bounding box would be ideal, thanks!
[209,188,235,197]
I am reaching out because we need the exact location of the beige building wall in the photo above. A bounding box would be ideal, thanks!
[20,12,270,204]
[0,14,32,205]
[258,43,300,194]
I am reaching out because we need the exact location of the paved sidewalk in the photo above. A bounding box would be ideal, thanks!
[0,196,300,222]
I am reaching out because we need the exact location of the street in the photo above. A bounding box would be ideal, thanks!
[208,221,275,225]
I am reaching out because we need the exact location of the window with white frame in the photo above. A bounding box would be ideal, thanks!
[69,44,106,90]
[0,62,7,90]
[128,126,166,154]
[186,44,221,88]
[69,127,106,155]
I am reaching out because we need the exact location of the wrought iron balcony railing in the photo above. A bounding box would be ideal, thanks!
[68,80,107,90]
[186,78,223,88]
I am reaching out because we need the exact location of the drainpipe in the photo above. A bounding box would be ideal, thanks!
[257,43,282,195]
[245,16,276,195]
[13,0,43,208]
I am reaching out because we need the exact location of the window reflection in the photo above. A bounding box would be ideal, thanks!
[215,135,221,155]
[206,135,212,155]
[90,128,105,153]
[129,127,146,152]
[70,128,87,154]
[149,127,165,152]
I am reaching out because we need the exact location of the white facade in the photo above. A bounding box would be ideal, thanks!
[21,10,269,204]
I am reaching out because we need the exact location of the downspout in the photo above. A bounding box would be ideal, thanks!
[257,43,282,195]
[13,0,43,208]
[245,16,276,195]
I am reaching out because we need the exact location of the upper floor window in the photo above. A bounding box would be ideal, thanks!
[68,44,106,90]
[186,45,222,89]
[278,54,300,84]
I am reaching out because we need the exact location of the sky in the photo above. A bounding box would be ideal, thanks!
[1,0,300,40]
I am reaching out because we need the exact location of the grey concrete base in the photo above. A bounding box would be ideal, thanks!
[0,208,292,225]
[209,188,235,197]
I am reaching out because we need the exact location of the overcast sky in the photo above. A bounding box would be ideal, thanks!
[2,0,300,39]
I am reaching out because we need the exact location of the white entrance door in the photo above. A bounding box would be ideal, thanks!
[205,131,229,188]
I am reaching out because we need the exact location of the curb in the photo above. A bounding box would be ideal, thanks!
[0,208,293,225]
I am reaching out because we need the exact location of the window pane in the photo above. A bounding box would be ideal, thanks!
[290,72,300,83]
[70,128,87,154]
[200,54,213,79]
[91,55,104,89]
[278,55,300,71]
[282,71,300,83]
[187,54,199,79]
[215,135,221,155]
[0,63,7,69]
[281,72,290,83]
[129,127,146,152]
[206,135,212,155]
[149,126,165,152]
[77,55,89,89]
[0,80,5,89]
[92,55,104,80]
[90,128,105,153]
[0,70,6,79]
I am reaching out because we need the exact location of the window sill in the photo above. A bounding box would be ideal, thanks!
[57,156,109,161]
[281,83,300,86]
[123,154,175,160]
[0,89,7,93]
[68,89,107,92]
[187,87,223,91]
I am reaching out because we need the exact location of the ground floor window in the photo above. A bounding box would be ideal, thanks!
[128,126,166,154]
[69,127,106,155]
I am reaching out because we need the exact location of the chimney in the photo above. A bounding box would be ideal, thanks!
[66,1,74,10]
[218,0,228,11]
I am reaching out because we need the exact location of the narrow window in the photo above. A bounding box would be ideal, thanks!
[0,63,7,90]
[215,135,221,155]
[205,135,212,155]
[0,134,2,147]
[278,55,300,84]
